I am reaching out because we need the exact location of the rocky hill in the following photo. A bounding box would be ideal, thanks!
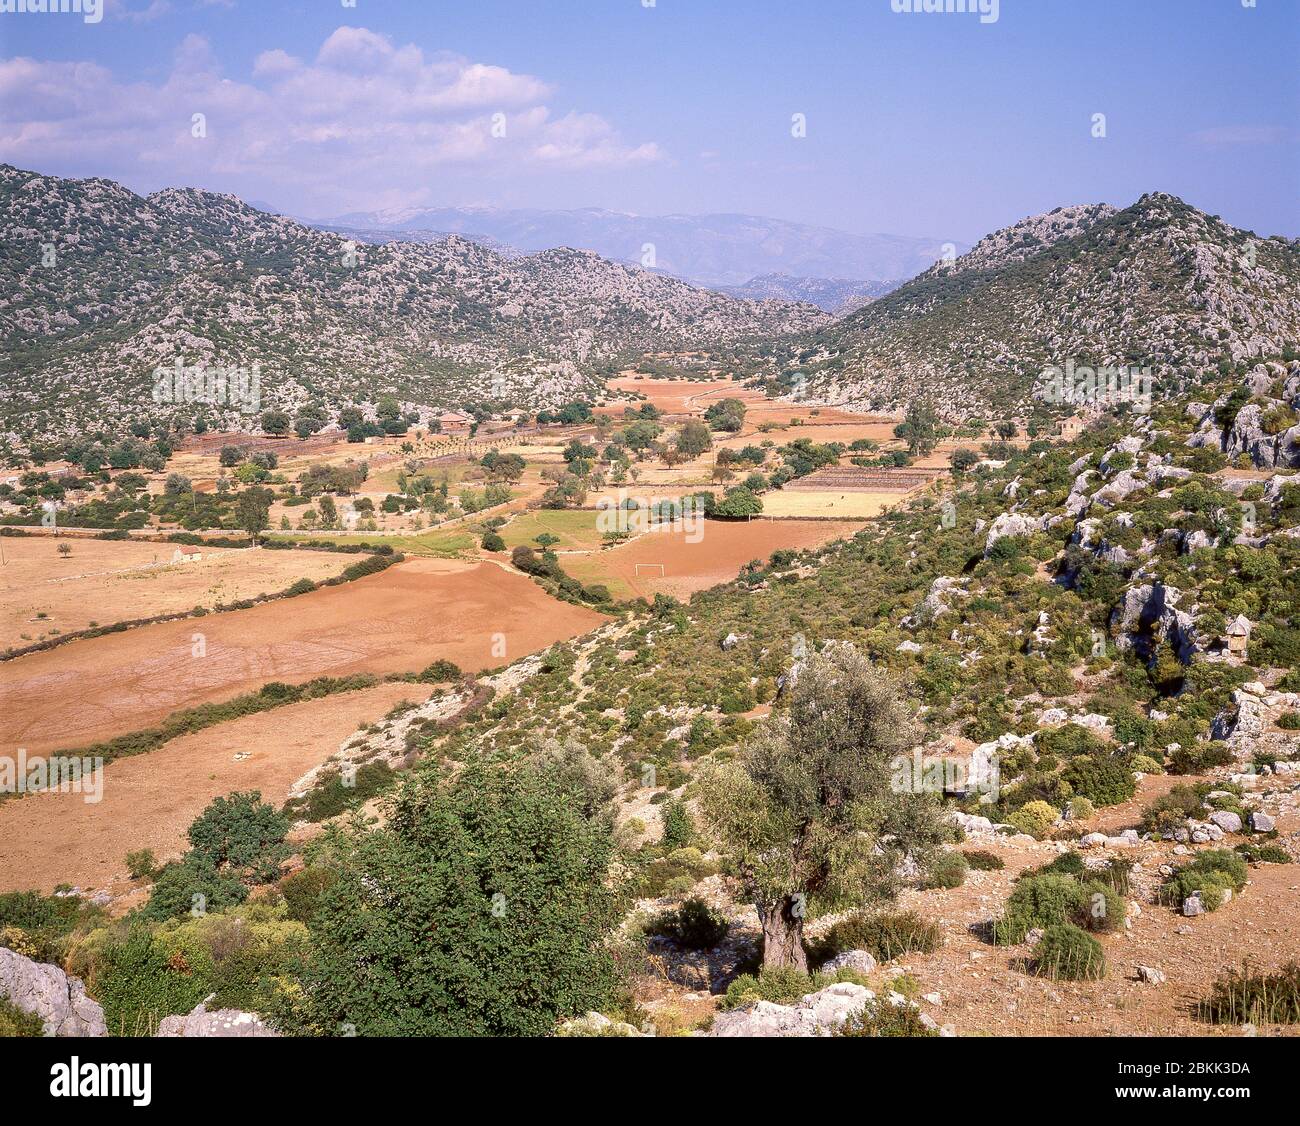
[0,165,826,445]
[777,194,1300,417]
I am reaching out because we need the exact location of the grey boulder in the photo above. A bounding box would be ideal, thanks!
[0,947,106,1037]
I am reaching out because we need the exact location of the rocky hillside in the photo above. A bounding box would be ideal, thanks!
[778,194,1300,417]
[0,165,826,445]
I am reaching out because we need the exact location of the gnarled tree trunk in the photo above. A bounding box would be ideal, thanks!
[758,896,809,972]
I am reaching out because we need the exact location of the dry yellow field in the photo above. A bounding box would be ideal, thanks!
[758,489,904,519]
[0,536,350,651]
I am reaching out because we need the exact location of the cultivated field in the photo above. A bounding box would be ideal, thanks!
[498,509,607,551]
[757,490,903,519]
[0,558,606,754]
[0,679,425,895]
[0,537,349,652]
[562,518,864,601]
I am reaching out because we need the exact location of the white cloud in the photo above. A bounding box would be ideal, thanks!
[105,0,173,23]
[0,25,663,208]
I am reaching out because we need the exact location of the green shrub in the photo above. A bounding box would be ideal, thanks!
[125,849,157,880]
[278,867,338,924]
[187,791,290,870]
[1161,849,1249,912]
[924,851,969,889]
[994,874,1089,944]
[276,759,624,1036]
[721,966,815,1009]
[418,659,462,683]
[94,927,212,1036]
[1033,923,1105,980]
[1168,741,1234,775]
[1079,881,1126,933]
[1235,843,1291,864]
[1068,797,1095,820]
[648,898,730,950]
[1061,755,1136,806]
[0,994,45,1037]
[283,761,395,824]
[963,849,1004,871]
[809,910,943,964]
[1197,961,1300,1025]
[140,854,249,922]
[659,799,694,850]
[1141,784,1205,835]
[633,847,718,898]
[1007,800,1058,838]
[836,1000,939,1037]
[1021,852,1086,881]
[1130,754,1165,774]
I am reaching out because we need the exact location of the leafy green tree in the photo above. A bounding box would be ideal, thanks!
[280,759,623,1036]
[676,420,713,458]
[234,486,273,542]
[895,401,938,456]
[261,410,291,436]
[713,485,763,518]
[187,791,291,872]
[698,645,947,971]
[704,398,747,432]
[950,448,979,475]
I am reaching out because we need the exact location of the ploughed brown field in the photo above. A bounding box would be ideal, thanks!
[563,518,865,601]
[0,679,427,895]
[0,557,606,755]
[601,374,881,431]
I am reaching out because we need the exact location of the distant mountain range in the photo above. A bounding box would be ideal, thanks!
[0,165,827,445]
[778,195,1300,416]
[309,205,961,290]
[716,274,902,314]
[8,164,1295,448]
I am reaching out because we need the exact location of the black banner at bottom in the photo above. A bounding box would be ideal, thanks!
[1,1033,1290,1111]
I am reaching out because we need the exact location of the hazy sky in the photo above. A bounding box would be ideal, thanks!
[1,0,1296,243]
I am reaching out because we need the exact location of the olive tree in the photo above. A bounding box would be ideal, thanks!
[698,644,949,971]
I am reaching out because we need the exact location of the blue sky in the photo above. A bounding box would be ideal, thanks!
[1,0,1295,243]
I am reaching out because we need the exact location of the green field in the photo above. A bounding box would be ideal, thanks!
[499,509,606,551]
[266,526,477,557]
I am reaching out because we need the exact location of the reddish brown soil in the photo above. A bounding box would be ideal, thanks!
[0,680,425,895]
[838,773,1300,1036]
[566,519,864,601]
[0,558,605,754]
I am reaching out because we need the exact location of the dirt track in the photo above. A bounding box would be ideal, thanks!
[0,558,605,754]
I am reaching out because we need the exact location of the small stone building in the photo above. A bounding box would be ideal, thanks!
[1225,615,1252,657]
